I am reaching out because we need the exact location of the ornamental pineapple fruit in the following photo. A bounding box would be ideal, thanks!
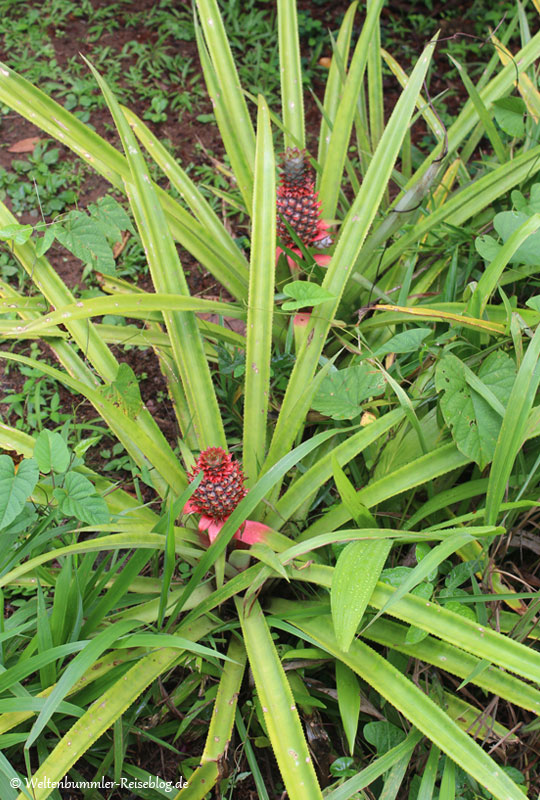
[277,147,324,247]
[188,447,247,520]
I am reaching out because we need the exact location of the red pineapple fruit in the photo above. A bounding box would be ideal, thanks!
[277,147,325,248]
[188,447,247,521]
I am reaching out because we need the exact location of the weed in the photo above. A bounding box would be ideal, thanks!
[0,141,85,217]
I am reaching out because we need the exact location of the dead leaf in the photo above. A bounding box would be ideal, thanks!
[8,137,42,153]
[113,231,130,259]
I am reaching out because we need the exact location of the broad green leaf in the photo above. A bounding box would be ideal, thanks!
[0,224,33,244]
[331,456,390,650]
[101,362,143,420]
[35,225,56,257]
[54,210,116,274]
[33,430,70,474]
[493,96,526,137]
[335,662,360,756]
[470,212,540,318]
[313,364,386,420]
[369,533,473,630]
[88,195,135,241]
[488,210,540,266]
[332,539,391,651]
[281,281,336,311]
[0,456,38,531]
[512,183,540,214]
[526,296,540,311]
[364,721,406,754]
[374,328,431,357]
[53,473,110,525]
[435,352,516,469]
[475,233,502,263]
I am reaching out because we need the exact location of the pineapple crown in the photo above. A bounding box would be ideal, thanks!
[192,446,231,480]
[278,147,314,196]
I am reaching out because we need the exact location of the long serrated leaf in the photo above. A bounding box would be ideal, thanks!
[122,105,249,298]
[295,616,527,800]
[175,637,246,799]
[265,35,437,474]
[243,97,275,483]
[265,408,405,528]
[290,568,540,688]
[486,323,540,524]
[84,59,225,450]
[317,3,357,174]
[194,0,255,206]
[300,443,470,540]
[15,618,215,800]
[318,0,385,218]
[25,619,139,750]
[17,293,244,334]
[236,599,323,800]
[0,351,186,494]
[362,616,540,712]
[278,0,304,149]
[0,67,247,300]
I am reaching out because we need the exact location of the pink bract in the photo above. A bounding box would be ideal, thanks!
[183,500,271,547]
[276,219,332,274]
